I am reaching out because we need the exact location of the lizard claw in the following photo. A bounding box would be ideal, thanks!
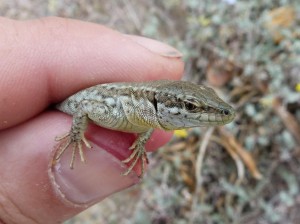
[82,136,92,149]
[128,142,136,150]
[121,143,148,178]
[121,130,153,177]
[54,132,91,168]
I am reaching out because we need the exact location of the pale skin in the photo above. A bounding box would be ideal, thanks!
[0,17,183,223]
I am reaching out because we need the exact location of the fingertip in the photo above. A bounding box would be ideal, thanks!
[49,145,139,207]
[125,35,182,58]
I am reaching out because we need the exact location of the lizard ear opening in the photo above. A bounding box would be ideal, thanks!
[151,94,158,112]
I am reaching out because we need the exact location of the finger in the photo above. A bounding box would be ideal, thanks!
[0,112,171,223]
[0,17,184,130]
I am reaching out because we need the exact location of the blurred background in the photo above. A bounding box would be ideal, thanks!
[2,0,300,223]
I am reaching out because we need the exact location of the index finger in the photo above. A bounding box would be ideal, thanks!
[0,17,183,129]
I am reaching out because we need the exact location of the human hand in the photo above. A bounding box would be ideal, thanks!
[0,17,183,223]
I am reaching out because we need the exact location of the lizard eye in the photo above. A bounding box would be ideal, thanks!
[184,101,198,111]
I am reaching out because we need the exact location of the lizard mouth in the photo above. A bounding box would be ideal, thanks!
[196,109,235,126]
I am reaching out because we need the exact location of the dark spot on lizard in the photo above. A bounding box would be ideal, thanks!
[145,91,158,112]
[152,94,158,112]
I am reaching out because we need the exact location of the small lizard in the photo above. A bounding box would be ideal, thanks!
[54,80,235,177]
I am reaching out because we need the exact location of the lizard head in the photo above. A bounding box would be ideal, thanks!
[155,81,235,130]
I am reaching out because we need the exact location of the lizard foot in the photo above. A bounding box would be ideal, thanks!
[121,141,149,178]
[54,132,92,168]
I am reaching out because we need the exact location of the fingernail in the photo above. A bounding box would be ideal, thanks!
[49,145,139,207]
[125,34,182,58]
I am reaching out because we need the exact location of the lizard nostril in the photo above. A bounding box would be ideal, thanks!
[223,109,230,115]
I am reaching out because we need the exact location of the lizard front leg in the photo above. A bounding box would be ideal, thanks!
[122,129,154,177]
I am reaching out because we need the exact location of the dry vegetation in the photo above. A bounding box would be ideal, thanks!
[2,0,300,223]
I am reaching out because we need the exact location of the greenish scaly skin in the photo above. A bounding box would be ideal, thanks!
[54,80,235,177]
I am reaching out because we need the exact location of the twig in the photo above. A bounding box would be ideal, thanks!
[188,127,214,224]
[272,97,300,145]
[210,136,245,184]
[219,127,263,180]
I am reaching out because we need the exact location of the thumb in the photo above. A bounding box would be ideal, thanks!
[0,112,172,223]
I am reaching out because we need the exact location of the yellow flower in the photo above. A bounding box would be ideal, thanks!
[174,129,188,138]
[295,83,300,92]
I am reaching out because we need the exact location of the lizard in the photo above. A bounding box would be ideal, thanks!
[54,80,235,177]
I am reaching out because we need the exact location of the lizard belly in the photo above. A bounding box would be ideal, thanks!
[92,117,150,133]
[86,100,151,133]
